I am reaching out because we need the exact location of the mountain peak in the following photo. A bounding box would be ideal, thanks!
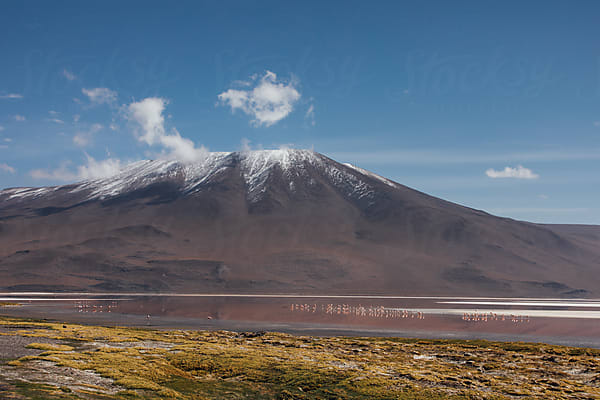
[1,149,392,205]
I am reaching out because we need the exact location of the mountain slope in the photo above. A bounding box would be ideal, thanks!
[1,149,598,296]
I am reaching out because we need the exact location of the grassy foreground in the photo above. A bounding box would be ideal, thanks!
[0,316,599,399]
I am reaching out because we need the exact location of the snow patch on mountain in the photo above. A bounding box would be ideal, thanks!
[324,163,375,202]
[239,149,320,201]
[5,186,56,200]
[343,163,399,189]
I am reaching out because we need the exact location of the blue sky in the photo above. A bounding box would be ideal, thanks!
[1,0,599,224]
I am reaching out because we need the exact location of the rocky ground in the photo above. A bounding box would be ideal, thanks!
[0,315,599,399]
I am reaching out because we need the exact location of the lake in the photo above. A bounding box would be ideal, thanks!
[1,293,600,348]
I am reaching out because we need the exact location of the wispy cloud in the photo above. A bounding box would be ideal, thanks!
[305,104,315,126]
[0,163,15,174]
[485,165,539,179]
[0,93,23,99]
[240,137,252,152]
[62,69,77,81]
[0,125,4,131]
[14,115,25,122]
[218,71,301,127]
[73,123,103,147]
[127,97,207,162]
[46,118,65,124]
[30,155,123,182]
[82,87,117,105]
[30,161,76,181]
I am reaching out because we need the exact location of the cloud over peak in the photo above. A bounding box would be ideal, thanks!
[30,96,210,184]
[218,71,301,127]
[127,97,167,146]
[127,97,207,163]
[30,155,123,182]
[77,155,123,180]
[486,165,539,179]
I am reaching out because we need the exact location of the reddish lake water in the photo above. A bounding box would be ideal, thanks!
[1,293,600,348]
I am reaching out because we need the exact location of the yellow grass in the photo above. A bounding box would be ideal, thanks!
[0,316,598,399]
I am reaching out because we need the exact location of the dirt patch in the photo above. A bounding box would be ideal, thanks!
[0,360,122,395]
[0,333,69,360]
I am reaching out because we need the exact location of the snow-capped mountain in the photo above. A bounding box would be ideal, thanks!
[1,150,599,296]
[2,149,394,204]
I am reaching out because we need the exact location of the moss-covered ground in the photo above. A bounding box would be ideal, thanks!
[0,316,598,399]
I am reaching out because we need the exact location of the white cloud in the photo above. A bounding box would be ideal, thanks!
[4,138,12,142]
[0,163,15,174]
[0,93,23,99]
[77,155,122,180]
[73,123,102,147]
[82,87,117,105]
[127,97,207,162]
[218,70,301,127]
[127,97,166,145]
[49,110,59,115]
[305,104,315,126]
[240,137,252,152]
[14,115,25,121]
[30,155,123,182]
[47,118,65,124]
[485,165,539,179]
[63,69,76,81]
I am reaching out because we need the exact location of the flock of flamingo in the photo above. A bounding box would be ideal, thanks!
[74,301,118,313]
[290,303,534,324]
[462,312,530,323]
[290,303,426,320]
